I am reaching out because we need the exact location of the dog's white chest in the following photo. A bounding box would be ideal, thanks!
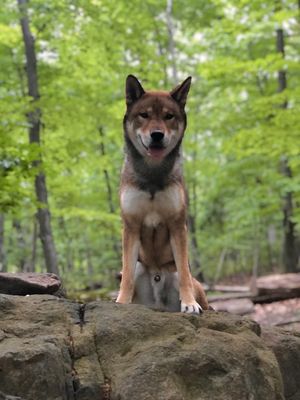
[121,184,183,223]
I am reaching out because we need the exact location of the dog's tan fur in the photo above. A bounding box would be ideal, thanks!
[116,75,208,313]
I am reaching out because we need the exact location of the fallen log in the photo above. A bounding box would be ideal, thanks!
[207,284,251,293]
[209,298,254,315]
[256,273,300,296]
[208,292,253,302]
[209,273,300,304]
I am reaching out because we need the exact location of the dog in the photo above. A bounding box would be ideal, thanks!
[116,75,208,314]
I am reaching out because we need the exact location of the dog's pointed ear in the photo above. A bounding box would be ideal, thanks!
[126,75,145,106]
[170,77,192,107]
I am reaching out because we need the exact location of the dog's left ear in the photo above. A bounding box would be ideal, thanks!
[126,75,145,106]
[170,77,192,107]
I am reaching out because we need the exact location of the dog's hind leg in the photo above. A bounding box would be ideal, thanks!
[164,271,181,312]
[132,262,155,307]
[133,265,180,311]
[163,273,208,312]
[192,278,209,310]
[132,266,207,312]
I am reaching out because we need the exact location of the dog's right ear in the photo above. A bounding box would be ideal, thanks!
[170,77,192,108]
[126,75,145,106]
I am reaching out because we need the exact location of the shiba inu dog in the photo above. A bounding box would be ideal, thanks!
[116,75,208,314]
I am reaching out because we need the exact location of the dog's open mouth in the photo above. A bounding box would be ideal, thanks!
[139,135,166,159]
[148,143,165,159]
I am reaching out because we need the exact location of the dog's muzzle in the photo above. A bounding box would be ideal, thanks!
[150,131,164,143]
[138,131,166,159]
[149,131,165,150]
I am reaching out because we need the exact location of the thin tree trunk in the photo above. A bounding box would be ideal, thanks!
[30,214,38,272]
[214,248,227,284]
[99,127,121,260]
[188,213,202,273]
[99,130,116,215]
[86,241,94,279]
[0,214,6,272]
[267,225,277,270]
[13,219,27,271]
[166,0,178,84]
[276,28,287,103]
[18,0,59,275]
[276,27,298,272]
[251,240,260,292]
[281,158,297,271]
[154,26,168,86]
[187,184,205,280]
[59,217,74,272]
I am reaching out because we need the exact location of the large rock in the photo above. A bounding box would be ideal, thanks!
[262,328,300,400]
[0,294,290,400]
[0,273,61,295]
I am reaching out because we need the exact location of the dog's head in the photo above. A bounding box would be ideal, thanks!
[124,75,191,162]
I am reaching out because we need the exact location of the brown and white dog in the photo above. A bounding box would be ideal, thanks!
[116,75,208,314]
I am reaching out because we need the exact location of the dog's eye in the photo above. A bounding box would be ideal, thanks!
[139,112,149,119]
[165,113,174,120]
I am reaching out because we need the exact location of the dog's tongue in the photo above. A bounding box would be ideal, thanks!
[148,147,165,159]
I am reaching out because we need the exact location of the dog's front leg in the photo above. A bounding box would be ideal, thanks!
[116,223,140,304]
[169,221,202,314]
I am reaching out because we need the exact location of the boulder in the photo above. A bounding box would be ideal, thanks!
[262,328,300,400]
[0,273,61,296]
[0,294,289,400]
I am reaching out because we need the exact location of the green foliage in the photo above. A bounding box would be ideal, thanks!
[0,0,299,288]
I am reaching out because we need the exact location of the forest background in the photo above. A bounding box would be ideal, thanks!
[1,0,299,294]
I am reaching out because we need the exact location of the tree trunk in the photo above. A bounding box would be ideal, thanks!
[13,219,27,271]
[58,217,74,272]
[281,159,297,271]
[187,185,204,281]
[0,214,6,272]
[166,0,178,84]
[18,0,59,275]
[188,213,202,273]
[214,248,227,284]
[267,225,277,270]
[276,28,298,272]
[276,28,287,103]
[99,127,121,261]
[30,214,38,273]
[85,239,94,280]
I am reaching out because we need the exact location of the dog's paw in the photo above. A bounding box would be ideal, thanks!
[116,294,132,304]
[181,301,203,314]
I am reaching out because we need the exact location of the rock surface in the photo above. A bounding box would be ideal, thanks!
[262,328,300,400]
[0,294,296,400]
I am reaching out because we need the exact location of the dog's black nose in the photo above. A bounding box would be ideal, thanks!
[151,131,164,142]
